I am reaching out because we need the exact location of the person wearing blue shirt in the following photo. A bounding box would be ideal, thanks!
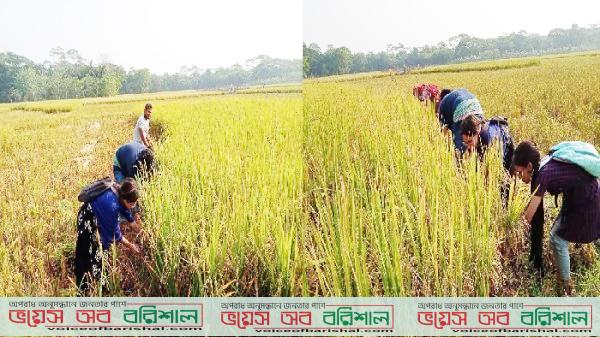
[75,178,141,295]
[438,88,484,152]
[460,113,515,211]
[113,142,155,183]
[460,114,514,171]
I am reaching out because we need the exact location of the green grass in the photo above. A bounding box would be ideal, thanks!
[236,84,302,94]
[82,90,225,105]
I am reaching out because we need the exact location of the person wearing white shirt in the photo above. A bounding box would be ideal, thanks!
[133,103,153,148]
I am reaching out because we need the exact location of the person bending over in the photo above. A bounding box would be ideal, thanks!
[75,178,142,295]
[114,142,155,183]
[512,141,600,295]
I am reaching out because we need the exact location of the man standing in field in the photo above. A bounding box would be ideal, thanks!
[134,103,153,149]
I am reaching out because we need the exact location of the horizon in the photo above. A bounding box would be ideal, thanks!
[1,47,302,75]
[304,22,600,53]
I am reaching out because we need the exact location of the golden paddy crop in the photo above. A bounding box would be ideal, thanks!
[303,52,600,296]
[0,91,302,296]
[1,52,598,297]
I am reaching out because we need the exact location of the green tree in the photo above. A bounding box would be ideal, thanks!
[121,68,152,94]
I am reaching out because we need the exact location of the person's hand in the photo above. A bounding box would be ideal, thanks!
[441,125,449,135]
[134,213,142,226]
[466,144,475,154]
[129,243,141,255]
[121,237,141,254]
[129,221,142,237]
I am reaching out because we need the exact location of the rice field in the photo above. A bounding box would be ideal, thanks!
[304,82,529,296]
[139,95,303,296]
[303,52,600,296]
[409,58,541,74]
[0,90,302,296]
[0,102,134,295]
[0,52,598,298]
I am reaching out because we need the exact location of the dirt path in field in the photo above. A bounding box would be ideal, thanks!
[58,117,167,296]
[76,140,97,169]
[112,119,167,296]
[74,120,102,169]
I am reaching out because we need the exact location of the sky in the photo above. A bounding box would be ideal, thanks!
[0,0,302,74]
[304,0,600,52]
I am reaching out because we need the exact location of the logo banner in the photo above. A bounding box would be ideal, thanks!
[0,297,597,336]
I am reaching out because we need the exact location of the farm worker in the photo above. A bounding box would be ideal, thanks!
[75,177,142,295]
[420,84,430,102]
[438,88,484,152]
[459,114,514,171]
[113,142,155,183]
[425,84,439,107]
[412,84,420,99]
[414,83,427,102]
[460,114,515,209]
[134,103,153,149]
[512,141,600,296]
[413,84,420,100]
[436,88,452,124]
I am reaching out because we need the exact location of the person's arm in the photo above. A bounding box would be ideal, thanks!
[119,236,140,254]
[128,217,142,234]
[442,125,449,135]
[112,218,140,254]
[122,209,142,233]
[139,128,152,148]
[522,195,543,224]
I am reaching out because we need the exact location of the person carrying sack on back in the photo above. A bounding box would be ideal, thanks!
[75,177,142,295]
[512,141,600,296]
[438,88,485,153]
[114,142,156,183]
[134,103,153,149]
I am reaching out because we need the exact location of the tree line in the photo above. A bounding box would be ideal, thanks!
[0,47,302,103]
[304,24,600,77]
